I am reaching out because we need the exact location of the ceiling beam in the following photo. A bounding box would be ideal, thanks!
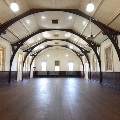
[22,39,87,68]
[29,45,85,79]
[0,9,119,34]
[9,28,101,83]
[0,9,119,62]
[0,35,9,42]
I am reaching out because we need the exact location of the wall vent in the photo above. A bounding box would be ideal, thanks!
[55,42,59,45]
[52,19,59,24]
[54,33,59,37]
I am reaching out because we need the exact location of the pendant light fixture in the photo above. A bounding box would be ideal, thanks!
[10,2,19,12]
[87,17,94,40]
[86,2,94,12]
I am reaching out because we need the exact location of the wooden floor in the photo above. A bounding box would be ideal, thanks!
[0,78,120,120]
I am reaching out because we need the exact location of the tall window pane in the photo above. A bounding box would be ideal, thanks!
[68,61,74,71]
[105,45,113,71]
[55,66,59,71]
[41,61,47,71]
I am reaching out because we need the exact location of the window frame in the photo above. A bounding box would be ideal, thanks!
[104,44,113,72]
[0,45,5,71]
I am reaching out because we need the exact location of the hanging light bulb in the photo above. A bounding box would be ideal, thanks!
[86,2,94,12]
[10,3,19,12]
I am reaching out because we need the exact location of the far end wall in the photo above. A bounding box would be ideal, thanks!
[35,49,81,71]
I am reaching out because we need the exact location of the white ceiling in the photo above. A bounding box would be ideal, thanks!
[0,0,120,55]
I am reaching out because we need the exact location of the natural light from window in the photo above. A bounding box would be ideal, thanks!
[68,62,74,71]
[41,61,47,71]
[55,66,59,71]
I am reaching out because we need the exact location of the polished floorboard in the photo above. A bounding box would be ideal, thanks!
[0,78,120,120]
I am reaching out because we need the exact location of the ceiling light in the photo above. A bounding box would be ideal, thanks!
[74,38,78,42]
[65,33,71,38]
[10,3,19,12]
[26,20,30,24]
[86,3,94,12]
[43,32,51,38]
[34,46,39,51]
[42,16,46,19]
[83,21,86,25]
[27,40,34,44]
[69,45,73,49]
[47,54,50,57]
[40,45,44,49]
[66,54,68,57]
[69,16,72,19]
[38,37,41,40]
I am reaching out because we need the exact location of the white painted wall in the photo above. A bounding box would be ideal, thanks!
[35,49,81,71]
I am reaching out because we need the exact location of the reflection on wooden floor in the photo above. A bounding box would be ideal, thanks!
[0,78,120,120]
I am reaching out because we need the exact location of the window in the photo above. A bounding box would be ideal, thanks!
[41,61,47,71]
[105,45,113,71]
[68,61,74,71]
[18,54,23,72]
[25,57,29,71]
[55,61,60,71]
[93,54,97,71]
[0,46,5,71]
